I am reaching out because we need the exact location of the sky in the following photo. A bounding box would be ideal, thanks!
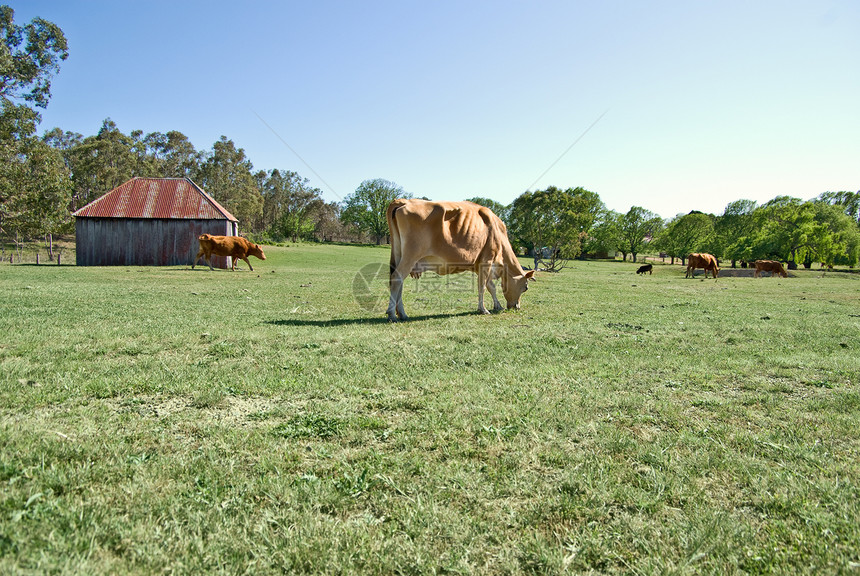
[9,0,860,219]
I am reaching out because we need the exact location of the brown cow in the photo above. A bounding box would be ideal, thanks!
[753,260,788,278]
[387,199,535,321]
[685,253,719,279]
[192,234,266,271]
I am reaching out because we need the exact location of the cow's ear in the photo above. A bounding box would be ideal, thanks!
[524,270,536,281]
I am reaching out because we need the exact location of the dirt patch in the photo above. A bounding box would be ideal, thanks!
[107,394,277,427]
[711,269,794,278]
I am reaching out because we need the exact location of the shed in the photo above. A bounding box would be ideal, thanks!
[73,177,239,267]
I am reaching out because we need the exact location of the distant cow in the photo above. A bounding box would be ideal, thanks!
[685,253,719,279]
[193,234,266,271]
[636,264,653,275]
[387,199,535,321]
[753,260,788,278]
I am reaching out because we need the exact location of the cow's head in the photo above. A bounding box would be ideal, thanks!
[251,244,266,260]
[502,269,536,310]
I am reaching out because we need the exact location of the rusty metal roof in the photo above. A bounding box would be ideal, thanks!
[73,177,238,221]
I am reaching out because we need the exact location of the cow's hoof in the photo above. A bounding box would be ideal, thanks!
[478,308,491,315]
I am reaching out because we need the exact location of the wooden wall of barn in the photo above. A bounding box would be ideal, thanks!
[75,218,238,267]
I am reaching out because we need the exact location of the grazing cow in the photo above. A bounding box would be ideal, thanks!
[387,199,535,321]
[636,263,653,275]
[193,234,266,271]
[753,260,788,278]
[685,253,719,279]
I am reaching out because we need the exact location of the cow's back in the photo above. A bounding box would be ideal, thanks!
[391,200,499,268]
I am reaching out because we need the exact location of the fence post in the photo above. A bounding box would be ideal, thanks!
[36,253,40,265]
[57,253,61,266]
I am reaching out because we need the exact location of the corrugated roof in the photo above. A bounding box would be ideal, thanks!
[73,177,238,221]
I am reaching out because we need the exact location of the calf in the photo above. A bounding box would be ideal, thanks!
[636,264,653,275]
[193,234,266,271]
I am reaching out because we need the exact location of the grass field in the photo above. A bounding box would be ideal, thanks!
[1,243,858,574]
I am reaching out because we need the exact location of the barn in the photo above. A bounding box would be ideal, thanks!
[73,177,239,268]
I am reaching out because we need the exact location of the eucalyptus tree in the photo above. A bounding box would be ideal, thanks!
[0,6,70,239]
[66,119,136,210]
[195,136,262,231]
[256,168,323,242]
[0,5,68,140]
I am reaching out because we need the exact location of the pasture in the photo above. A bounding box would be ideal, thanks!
[1,244,858,574]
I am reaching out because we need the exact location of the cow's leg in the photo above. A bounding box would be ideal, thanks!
[487,278,503,312]
[192,249,203,269]
[243,257,253,271]
[206,252,214,271]
[388,258,415,321]
[476,265,492,314]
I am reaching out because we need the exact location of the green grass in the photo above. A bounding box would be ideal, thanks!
[1,246,858,574]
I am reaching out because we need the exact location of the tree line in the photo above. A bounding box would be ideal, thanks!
[1,6,858,268]
[495,187,860,269]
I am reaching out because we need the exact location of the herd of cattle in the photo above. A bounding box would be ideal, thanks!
[190,200,791,320]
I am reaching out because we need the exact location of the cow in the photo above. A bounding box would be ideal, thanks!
[192,234,266,271]
[753,260,788,278]
[386,199,535,321]
[636,263,653,275]
[685,253,719,279]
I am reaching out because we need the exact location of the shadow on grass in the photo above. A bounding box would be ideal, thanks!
[265,310,477,328]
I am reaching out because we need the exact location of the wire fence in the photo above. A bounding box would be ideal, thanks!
[0,246,74,265]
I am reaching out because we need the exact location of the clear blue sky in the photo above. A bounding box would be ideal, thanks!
[9,0,859,219]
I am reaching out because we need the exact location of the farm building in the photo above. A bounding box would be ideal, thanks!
[73,177,239,267]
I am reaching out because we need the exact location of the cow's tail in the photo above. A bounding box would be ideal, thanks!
[387,199,408,279]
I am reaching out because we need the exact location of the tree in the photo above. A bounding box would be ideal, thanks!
[0,136,71,238]
[714,199,757,266]
[42,127,82,171]
[657,212,714,265]
[0,7,70,240]
[65,119,136,210]
[256,168,323,242]
[465,196,509,223]
[806,201,860,267]
[818,191,860,227]
[584,209,621,258]
[313,201,345,242]
[0,6,68,140]
[758,196,816,266]
[196,136,262,232]
[616,206,662,263]
[341,178,408,244]
[508,186,604,271]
